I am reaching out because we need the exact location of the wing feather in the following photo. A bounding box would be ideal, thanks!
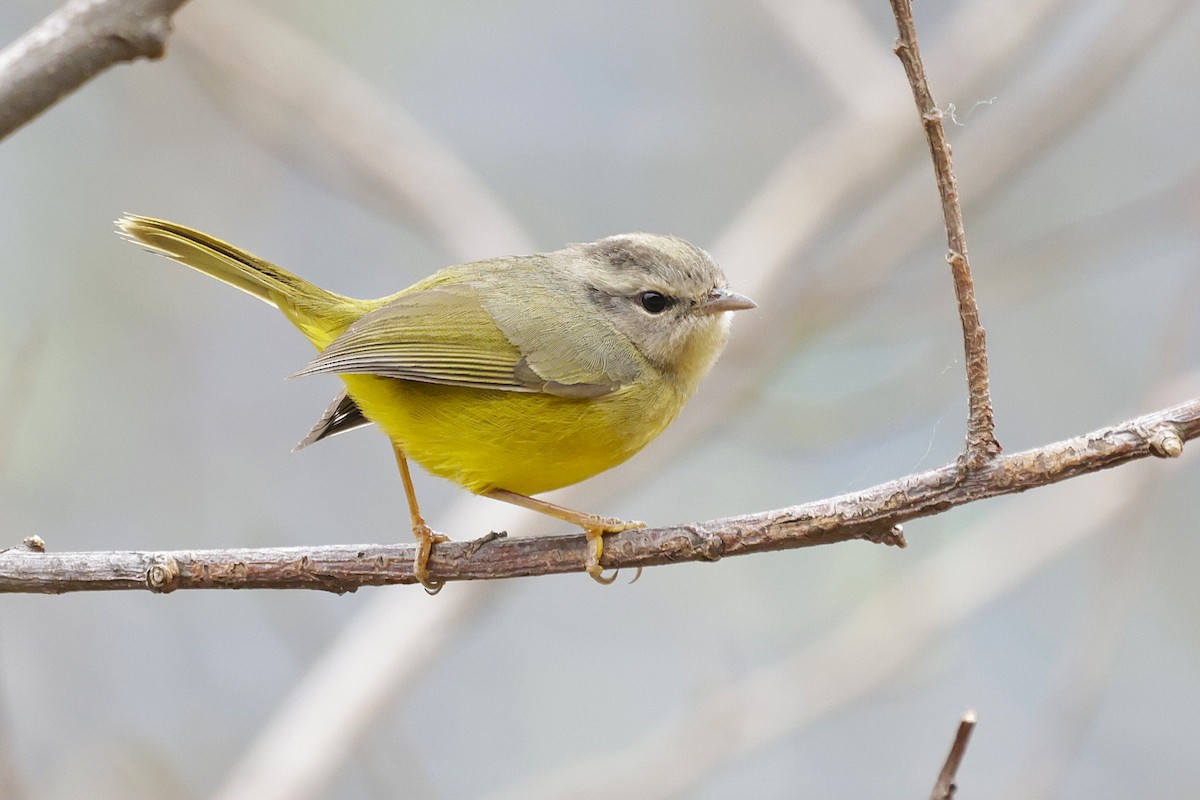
[293,283,631,397]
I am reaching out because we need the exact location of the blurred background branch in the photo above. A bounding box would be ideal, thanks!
[0,0,190,140]
[175,0,534,261]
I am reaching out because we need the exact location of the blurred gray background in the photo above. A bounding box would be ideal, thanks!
[2,0,1199,797]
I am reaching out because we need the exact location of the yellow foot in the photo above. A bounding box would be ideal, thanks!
[413,523,450,595]
[584,518,646,585]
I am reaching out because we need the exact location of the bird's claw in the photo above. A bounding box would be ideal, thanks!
[584,518,646,585]
[413,523,450,595]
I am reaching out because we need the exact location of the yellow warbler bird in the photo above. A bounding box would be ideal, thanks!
[117,216,754,591]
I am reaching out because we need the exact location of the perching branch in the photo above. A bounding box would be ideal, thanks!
[931,711,978,800]
[1,397,1193,593]
[890,0,1001,466]
[0,0,190,141]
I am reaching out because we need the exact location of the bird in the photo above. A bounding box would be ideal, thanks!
[117,216,755,591]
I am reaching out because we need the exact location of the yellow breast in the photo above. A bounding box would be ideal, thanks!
[340,374,684,496]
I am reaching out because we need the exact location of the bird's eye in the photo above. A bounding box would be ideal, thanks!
[639,291,668,314]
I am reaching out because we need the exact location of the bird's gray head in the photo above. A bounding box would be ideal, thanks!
[576,233,755,392]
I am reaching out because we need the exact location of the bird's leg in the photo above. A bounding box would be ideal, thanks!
[393,443,449,594]
[484,488,645,585]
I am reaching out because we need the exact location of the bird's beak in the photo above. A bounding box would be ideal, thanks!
[698,288,757,314]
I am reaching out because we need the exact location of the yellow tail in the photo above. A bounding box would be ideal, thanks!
[116,215,362,348]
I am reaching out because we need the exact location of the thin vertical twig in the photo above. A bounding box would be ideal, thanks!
[931,710,978,800]
[890,0,1001,467]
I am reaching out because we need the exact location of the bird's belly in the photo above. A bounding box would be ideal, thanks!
[340,375,681,496]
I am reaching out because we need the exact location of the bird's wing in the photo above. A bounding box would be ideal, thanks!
[293,283,636,398]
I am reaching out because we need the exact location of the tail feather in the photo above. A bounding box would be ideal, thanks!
[117,215,356,347]
[294,390,371,451]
